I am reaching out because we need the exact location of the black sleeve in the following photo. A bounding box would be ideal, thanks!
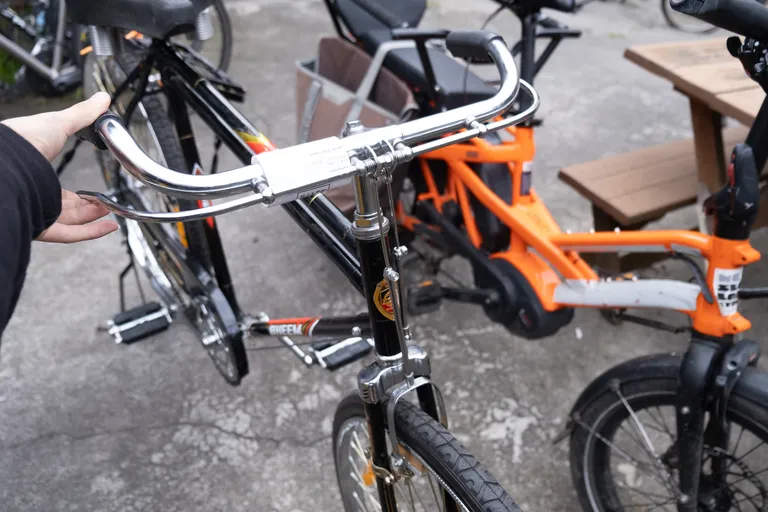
[0,124,61,339]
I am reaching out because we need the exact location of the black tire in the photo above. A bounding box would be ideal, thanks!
[660,0,717,33]
[569,355,768,512]
[84,46,248,386]
[190,0,233,71]
[333,393,522,512]
[105,48,214,271]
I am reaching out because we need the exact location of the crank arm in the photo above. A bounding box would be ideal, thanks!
[77,190,265,223]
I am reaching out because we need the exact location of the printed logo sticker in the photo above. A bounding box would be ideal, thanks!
[267,318,320,337]
[374,279,395,321]
[713,268,743,317]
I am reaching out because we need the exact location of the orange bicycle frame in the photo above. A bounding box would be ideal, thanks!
[398,121,760,339]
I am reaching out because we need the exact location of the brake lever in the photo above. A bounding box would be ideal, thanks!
[76,112,121,150]
[77,190,266,222]
[75,124,107,150]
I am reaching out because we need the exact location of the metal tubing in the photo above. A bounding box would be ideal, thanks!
[52,0,67,71]
[0,32,57,79]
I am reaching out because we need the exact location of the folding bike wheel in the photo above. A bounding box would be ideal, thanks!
[569,357,768,511]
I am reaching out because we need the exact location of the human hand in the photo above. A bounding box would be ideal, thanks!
[36,189,118,243]
[1,91,111,161]
[2,91,118,243]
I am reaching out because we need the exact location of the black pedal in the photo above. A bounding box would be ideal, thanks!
[107,301,172,344]
[311,337,373,371]
[408,280,443,316]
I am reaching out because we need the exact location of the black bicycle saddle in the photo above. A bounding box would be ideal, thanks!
[68,0,213,40]
[491,0,576,13]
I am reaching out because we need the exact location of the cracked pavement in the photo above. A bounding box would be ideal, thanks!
[3,0,768,510]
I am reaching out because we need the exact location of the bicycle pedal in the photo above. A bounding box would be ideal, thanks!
[107,301,172,344]
[408,281,443,316]
[310,337,373,371]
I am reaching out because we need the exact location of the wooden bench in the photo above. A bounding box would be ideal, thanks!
[558,126,749,273]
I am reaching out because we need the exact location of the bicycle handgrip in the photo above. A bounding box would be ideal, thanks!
[446,30,505,64]
[76,112,121,151]
[670,0,768,41]
[347,0,408,29]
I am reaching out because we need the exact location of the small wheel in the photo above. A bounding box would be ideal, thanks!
[333,393,522,512]
[570,357,768,511]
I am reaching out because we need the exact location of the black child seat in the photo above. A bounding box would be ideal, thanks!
[68,0,213,40]
[332,0,497,109]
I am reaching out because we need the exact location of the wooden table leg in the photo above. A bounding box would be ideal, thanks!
[689,97,725,234]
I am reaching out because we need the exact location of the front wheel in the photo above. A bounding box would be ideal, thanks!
[333,393,522,512]
[569,355,768,511]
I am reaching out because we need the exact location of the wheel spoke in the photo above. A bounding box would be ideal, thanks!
[617,422,662,463]
[651,406,675,439]
[574,416,673,489]
[351,431,368,463]
[645,498,678,511]
[731,424,746,458]
[426,474,445,512]
[353,490,373,512]
[615,387,660,459]
[365,488,381,511]
[733,488,766,507]
[395,480,414,511]
[613,388,679,496]
[407,475,432,511]
[348,456,366,486]
[722,464,768,488]
[612,480,673,502]
[729,439,767,473]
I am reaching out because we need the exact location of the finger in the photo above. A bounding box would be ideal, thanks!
[37,220,118,244]
[62,189,110,213]
[58,200,112,225]
[54,92,112,137]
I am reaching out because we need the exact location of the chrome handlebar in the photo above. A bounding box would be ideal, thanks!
[77,32,540,223]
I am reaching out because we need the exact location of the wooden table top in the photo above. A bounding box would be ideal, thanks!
[625,38,763,126]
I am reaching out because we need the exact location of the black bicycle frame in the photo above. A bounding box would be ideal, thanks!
[113,37,456,508]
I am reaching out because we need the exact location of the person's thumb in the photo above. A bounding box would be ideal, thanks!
[55,92,112,137]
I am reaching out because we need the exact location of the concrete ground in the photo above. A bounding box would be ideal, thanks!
[3,0,768,510]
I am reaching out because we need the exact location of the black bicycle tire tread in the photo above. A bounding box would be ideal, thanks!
[113,48,249,386]
[569,366,768,512]
[394,400,523,512]
[114,49,213,271]
[213,0,233,72]
[333,394,522,512]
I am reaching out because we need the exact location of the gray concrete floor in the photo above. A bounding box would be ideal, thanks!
[3,0,768,510]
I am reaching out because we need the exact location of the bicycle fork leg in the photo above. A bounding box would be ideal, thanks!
[676,335,729,511]
[365,401,398,511]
